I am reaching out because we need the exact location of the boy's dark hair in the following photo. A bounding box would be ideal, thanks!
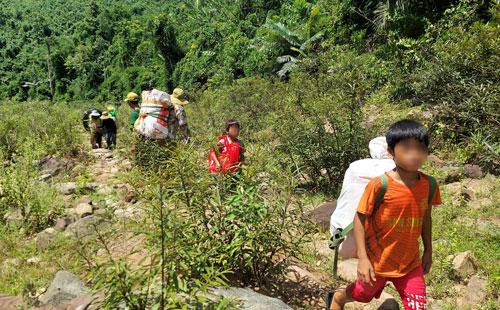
[225,119,240,131]
[386,119,429,149]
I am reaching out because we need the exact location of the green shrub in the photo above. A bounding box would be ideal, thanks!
[0,101,81,233]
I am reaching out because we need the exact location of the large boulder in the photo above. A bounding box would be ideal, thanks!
[305,201,337,231]
[65,215,105,238]
[38,156,71,179]
[39,271,88,306]
[209,287,292,309]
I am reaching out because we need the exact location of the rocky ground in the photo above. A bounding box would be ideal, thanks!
[1,145,498,309]
[0,148,333,309]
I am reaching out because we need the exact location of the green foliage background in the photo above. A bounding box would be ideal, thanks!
[0,1,499,307]
[0,0,498,172]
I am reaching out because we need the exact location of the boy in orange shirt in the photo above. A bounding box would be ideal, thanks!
[330,119,441,310]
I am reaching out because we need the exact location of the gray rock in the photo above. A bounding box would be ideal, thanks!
[71,203,93,218]
[38,156,70,177]
[65,215,105,238]
[452,251,477,280]
[464,164,483,179]
[26,256,41,265]
[304,201,337,231]
[210,287,292,309]
[66,293,97,310]
[74,196,92,205]
[38,173,53,181]
[36,227,58,251]
[83,182,100,191]
[53,217,76,231]
[114,207,138,219]
[3,209,23,225]
[55,182,77,195]
[39,270,88,305]
[97,185,115,196]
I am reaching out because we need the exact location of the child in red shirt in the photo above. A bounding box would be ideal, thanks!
[330,119,441,310]
[209,119,245,174]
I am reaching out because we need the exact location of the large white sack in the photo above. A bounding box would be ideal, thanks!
[134,89,173,140]
[330,137,395,258]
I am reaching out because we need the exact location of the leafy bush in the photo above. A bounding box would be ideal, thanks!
[0,101,81,233]
[85,141,311,308]
[410,14,499,172]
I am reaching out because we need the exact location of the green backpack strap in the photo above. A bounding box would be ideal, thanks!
[374,174,388,211]
[427,175,437,206]
[329,174,388,249]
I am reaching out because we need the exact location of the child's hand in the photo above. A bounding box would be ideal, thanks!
[422,250,432,274]
[357,257,377,286]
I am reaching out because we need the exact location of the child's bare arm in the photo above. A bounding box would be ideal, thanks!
[421,208,433,274]
[354,212,376,285]
[210,149,221,167]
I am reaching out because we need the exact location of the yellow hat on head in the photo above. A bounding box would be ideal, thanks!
[171,88,189,106]
[101,111,111,120]
[107,105,115,111]
[124,92,139,102]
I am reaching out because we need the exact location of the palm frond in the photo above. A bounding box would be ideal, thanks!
[277,55,298,64]
[266,21,303,47]
[277,61,298,79]
[300,31,324,51]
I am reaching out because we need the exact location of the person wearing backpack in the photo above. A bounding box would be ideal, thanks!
[208,119,245,174]
[101,111,117,149]
[329,120,441,310]
[123,92,140,131]
[89,110,104,149]
[329,137,395,259]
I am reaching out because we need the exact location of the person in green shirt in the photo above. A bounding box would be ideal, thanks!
[123,92,140,131]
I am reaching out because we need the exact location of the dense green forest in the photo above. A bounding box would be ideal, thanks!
[1,0,498,172]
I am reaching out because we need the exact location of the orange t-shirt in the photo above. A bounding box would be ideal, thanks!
[357,172,441,277]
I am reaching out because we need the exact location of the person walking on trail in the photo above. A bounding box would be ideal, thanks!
[101,111,117,149]
[208,119,245,174]
[89,110,104,149]
[329,137,395,259]
[170,87,191,143]
[328,120,442,310]
[123,92,140,131]
[82,107,102,132]
[133,85,190,143]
